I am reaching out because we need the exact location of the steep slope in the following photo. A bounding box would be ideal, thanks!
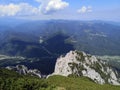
[47,75,120,90]
[51,50,120,85]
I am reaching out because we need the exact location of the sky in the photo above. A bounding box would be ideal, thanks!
[0,0,120,21]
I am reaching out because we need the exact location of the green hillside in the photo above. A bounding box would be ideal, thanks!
[0,68,120,90]
[0,69,56,90]
[47,75,120,90]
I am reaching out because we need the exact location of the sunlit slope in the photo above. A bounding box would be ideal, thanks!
[47,75,120,90]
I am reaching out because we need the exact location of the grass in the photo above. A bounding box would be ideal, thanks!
[0,68,120,90]
[47,75,120,90]
[0,68,56,90]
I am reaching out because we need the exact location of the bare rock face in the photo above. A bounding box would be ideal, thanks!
[6,65,41,78]
[52,50,120,85]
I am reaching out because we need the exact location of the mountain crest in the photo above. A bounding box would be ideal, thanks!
[52,50,120,85]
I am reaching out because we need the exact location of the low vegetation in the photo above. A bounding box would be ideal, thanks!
[0,68,120,90]
[47,75,120,90]
[0,69,56,90]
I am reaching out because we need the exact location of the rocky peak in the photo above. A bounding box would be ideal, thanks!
[52,50,120,85]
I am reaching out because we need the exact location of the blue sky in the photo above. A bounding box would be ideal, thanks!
[0,0,120,21]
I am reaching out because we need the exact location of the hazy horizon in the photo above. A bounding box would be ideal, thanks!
[0,0,120,21]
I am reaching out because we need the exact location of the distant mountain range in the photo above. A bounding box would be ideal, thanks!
[0,20,120,89]
[0,20,120,75]
[0,20,120,56]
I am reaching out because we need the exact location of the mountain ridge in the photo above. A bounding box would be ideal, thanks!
[50,50,120,85]
[1,20,120,56]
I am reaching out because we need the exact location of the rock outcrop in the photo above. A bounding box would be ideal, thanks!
[52,50,120,85]
[6,65,41,78]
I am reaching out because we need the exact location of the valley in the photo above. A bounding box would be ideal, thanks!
[0,20,120,89]
[0,0,120,89]
[0,20,120,74]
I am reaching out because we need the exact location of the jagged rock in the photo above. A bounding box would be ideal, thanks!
[51,50,120,85]
[6,65,41,78]
[28,69,41,78]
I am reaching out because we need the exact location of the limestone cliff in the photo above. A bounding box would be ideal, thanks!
[52,50,120,85]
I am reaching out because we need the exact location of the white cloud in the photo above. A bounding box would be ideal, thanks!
[0,3,39,16]
[77,6,92,14]
[0,3,20,16]
[36,0,69,14]
[0,0,69,16]
[17,3,39,16]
